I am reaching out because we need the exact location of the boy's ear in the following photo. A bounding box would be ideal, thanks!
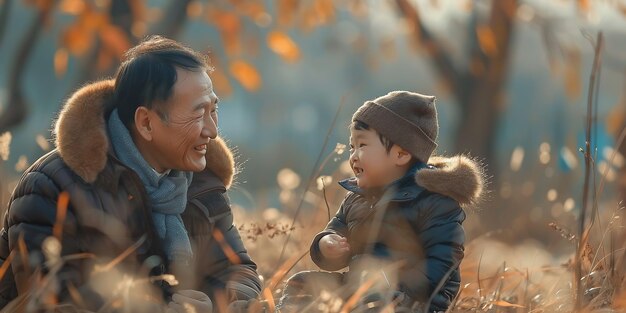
[393,146,412,166]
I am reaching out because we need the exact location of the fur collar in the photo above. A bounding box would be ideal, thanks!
[416,155,486,205]
[53,80,235,188]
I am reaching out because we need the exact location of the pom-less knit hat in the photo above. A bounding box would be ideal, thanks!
[352,91,438,163]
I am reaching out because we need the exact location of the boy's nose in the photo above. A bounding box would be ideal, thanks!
[349,150,358,163]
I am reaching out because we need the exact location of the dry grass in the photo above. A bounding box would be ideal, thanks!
[0,138,625,312]
[232,164,625,313]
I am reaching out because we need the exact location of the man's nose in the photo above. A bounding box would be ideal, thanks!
[201,116,218,139]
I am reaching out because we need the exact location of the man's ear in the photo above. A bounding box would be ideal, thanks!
[393,146,413,167]
[134,106,153,141]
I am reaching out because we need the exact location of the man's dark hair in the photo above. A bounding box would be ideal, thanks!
[351,120,395,152]
[112,35,211,129]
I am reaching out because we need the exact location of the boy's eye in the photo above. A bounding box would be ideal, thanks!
[359,143,367,148]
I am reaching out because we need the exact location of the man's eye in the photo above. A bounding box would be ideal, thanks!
[359,144,367,147]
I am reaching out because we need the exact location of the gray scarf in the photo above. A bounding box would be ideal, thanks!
[107,109,193,263]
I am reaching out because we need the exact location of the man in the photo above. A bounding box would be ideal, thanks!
[0,36,261,312]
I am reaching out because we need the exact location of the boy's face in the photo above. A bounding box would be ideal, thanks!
[349,127,411,189]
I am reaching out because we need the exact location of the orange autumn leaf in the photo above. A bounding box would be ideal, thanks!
[229,60,261,91]
[54,48,69,77]
[299,0,335,31]
[82,10,108,31]
[128,0,148,21]
[606,100,626,136]
[564,49,581,100]
[313,0,335,23]
[267,31,300,62]
[476,25,498,57]
[59,0,86,15]
[62,24,92,56]
[207,9,241,54]
[186,0,203,19]
[99,25,131,59]
[277,0,298,27]
[578,0,590,12]
[207,8,240,33]
[60,7,107,56]
[620,4,626,16]
[97,50,114,71]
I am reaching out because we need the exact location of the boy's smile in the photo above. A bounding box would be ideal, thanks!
[353,166,363,176]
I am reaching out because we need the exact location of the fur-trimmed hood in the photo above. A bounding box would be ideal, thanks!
[53,80,236,188]
[416,155,485,205]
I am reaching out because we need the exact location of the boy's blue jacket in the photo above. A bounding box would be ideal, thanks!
[310,156,484,312]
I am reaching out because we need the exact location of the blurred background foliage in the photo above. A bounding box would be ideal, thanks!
[1,2,626,307]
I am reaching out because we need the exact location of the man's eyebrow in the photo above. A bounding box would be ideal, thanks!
[193,102,208,111]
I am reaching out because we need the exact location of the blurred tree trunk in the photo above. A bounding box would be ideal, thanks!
[395,0,517,174]
[148,0,193,39]
[0,0,194,133]
[0,0,13,47]
[0,0,57,133]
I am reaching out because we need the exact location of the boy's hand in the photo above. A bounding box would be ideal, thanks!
[166,289,213,313]
[319,233,351,259]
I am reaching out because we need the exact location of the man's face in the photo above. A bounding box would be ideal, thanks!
[148,68,218,172]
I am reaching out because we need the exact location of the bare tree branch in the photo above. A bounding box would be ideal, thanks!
[576,31,603,311]
[0,1,57,133]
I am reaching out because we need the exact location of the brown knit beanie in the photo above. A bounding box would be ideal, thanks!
[352,91,438,163]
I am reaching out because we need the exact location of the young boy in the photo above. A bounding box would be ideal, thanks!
[278,91,484,313]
